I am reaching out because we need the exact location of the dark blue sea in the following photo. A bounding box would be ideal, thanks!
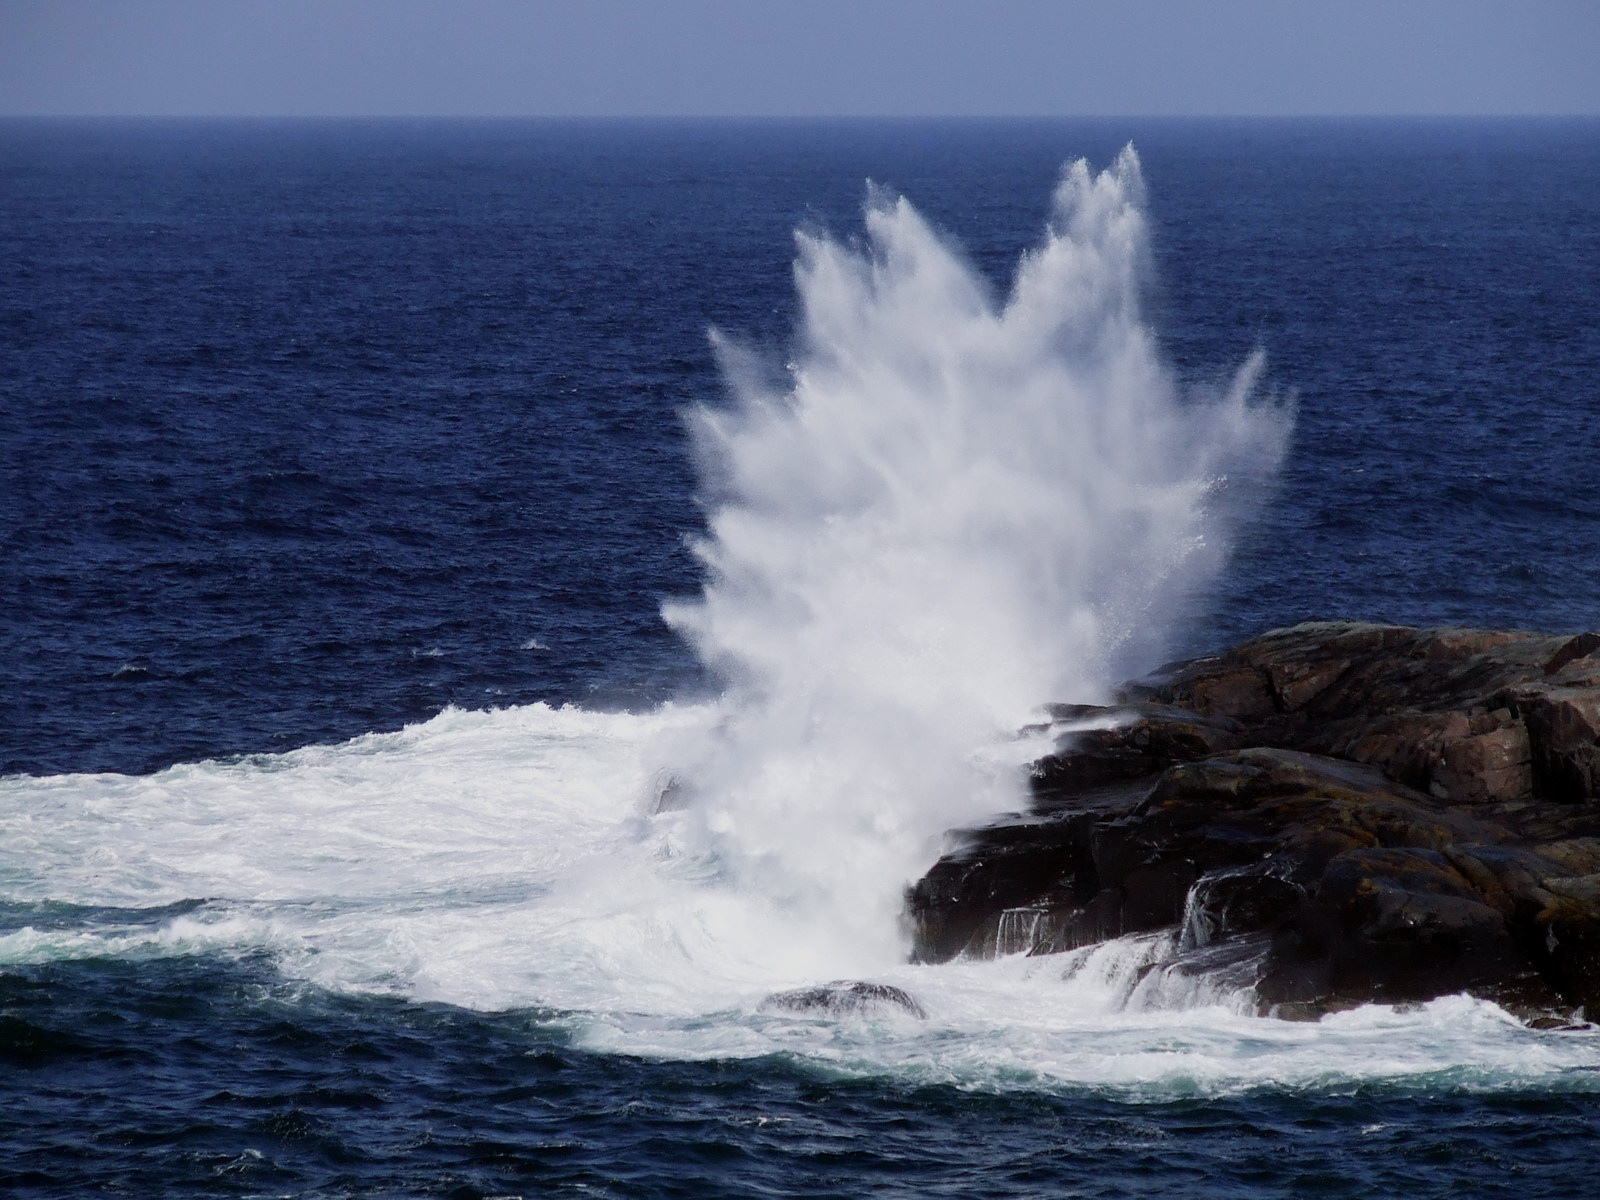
[3,117,1599,1198]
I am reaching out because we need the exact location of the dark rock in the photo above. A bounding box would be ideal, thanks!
[1258,846,1563,1012]
[1180,867,1305,948]
[760,980,927,1019]
[1152,622,1600,829]
[1516,686,1600,805]
[910,747,1495,966]
[1029,703,1245,802]
[907,814,1097,963]
[1544,632,1600,678]
[907,620,1600,1021]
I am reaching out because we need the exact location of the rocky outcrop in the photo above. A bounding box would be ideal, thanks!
[907,622,1600,1021]
[760,981,928,1019]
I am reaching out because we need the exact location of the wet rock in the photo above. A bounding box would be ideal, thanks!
[1258,846,1564,1013]
[759,981,927,1019]
[908,620,1600,1020]
[908,814,1098,963]
[1029,703,1244,803]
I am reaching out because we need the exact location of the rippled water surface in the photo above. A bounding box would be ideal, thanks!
[4,118,1600,1197]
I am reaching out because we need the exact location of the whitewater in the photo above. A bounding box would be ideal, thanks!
[4,148,1598,1099]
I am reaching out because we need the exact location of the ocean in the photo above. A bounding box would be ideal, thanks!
[3,116,1599,1197]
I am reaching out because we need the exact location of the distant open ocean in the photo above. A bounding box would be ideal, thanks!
[3,117,1599,1198]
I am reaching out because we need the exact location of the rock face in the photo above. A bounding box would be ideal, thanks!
[760,981,928,1019]
[907,622,1600,1020]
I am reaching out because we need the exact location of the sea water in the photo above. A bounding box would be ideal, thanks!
[3,118,1599,1198]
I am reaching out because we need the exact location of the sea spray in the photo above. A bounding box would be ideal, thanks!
[0,152,1292,1017]
[661,148,1292,962]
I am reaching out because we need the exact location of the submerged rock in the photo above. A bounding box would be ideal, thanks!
[760,980,928,1019]
[908,621,1600,1021]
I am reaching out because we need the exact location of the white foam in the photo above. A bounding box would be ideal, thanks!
[658,147,1289,963]
[5,155,1591,1094]
[4,704,1598,1094]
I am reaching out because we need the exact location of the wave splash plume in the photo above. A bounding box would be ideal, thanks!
[661,147,1290,961]
[31,152,1588,1097]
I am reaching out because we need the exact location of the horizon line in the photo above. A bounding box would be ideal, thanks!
[4,111,1597,121]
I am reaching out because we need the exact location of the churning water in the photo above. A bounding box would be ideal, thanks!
[5,119,1600,1196]
[6,699,1597,1097]
[6,147,1589,1096]
[660,148,1288,964]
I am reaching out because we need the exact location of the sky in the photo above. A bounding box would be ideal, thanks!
[2,0,1597,118]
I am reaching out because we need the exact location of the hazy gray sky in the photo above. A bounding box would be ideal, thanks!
[3,0,1597,118]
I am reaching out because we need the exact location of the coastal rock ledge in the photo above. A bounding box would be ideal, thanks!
[908,621,1600,1022]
